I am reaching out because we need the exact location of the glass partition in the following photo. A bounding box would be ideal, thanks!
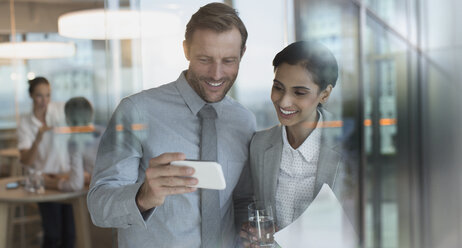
[1,0,462,247]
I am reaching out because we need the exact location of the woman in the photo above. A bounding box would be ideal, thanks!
[242,41,352,243]
[17,76,75,248]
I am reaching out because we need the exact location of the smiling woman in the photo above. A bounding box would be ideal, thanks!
[242,40,358,247]
[271,41,338,148]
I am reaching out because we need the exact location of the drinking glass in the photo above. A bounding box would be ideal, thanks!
[248,201,275,247]
[24,167,45,194]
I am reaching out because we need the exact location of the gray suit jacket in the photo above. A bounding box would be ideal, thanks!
[249,111,352,226]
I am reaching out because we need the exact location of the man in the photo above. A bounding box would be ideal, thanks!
[44,97,103,192]
[87,2,256,248]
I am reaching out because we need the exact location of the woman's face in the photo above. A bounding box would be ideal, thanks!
[271,62,331,129]
[31,83,51,111]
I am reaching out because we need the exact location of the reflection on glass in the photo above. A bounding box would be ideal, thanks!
[364,0,408,37]
[364,15,407,248]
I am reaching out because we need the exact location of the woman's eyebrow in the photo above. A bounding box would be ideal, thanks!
[293,86,311,90]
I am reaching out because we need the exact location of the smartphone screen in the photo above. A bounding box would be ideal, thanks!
[6,182,19,189]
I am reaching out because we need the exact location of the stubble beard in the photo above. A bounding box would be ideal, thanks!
[186,70,237,103]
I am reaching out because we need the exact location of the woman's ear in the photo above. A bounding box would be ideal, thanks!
[320,84,333,104]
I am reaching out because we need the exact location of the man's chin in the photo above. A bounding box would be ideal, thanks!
[204,95,225,103]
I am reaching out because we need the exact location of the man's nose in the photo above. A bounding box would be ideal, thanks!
[209,62,224,80]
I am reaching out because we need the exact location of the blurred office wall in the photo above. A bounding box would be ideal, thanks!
[421,0,462,247]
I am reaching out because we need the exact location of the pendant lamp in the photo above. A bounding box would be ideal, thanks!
[58,9,181,40]
[0,0,76,59]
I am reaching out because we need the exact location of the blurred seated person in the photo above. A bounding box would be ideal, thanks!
[44,97,103,191]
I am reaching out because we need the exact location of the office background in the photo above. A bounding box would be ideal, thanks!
[0,0,460,247]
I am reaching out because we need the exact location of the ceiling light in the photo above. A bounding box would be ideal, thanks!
[0,0,76,60]
[58,9,181,40]
[0,42,76,59]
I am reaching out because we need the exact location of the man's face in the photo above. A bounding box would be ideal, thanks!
[183,27,245,103]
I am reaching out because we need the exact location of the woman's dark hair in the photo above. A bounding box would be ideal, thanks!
[64,97,93,126]
[28,77,50,95]
[273,41,338,91]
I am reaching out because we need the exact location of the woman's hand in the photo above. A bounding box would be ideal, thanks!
[19,125,53,165]
[240,222,261,248]
[35,125,53,144]
[43,173,60,190]
[240,221,280,248]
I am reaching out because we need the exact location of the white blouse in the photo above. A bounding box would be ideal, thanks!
[275,111,323,229]
[17,102,70,173]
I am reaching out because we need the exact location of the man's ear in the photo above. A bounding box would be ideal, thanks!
[240,45,246,59]
[320,84,333,104]
[183,40,190,61]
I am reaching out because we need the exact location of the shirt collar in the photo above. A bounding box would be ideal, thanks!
[174,70,224,117]
[282,110,323,160]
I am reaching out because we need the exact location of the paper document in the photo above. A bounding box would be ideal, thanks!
[274,184,357,248]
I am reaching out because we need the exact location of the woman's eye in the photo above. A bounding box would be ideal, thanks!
[272,85,283,91]
[295,91,307,96]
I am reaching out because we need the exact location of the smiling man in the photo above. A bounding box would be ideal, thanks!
[87,2,256,248]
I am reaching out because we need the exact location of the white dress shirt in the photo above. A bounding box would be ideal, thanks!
[17,102,69,173]
[276,111,323,229]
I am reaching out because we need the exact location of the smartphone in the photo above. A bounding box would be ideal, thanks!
[6,181,19,190]
[170,160,226,190]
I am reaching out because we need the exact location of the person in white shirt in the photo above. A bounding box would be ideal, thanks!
[240,41,355,246]
[17,76,75,248]
[44,97,103,192]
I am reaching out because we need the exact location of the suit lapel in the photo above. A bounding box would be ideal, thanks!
[314,144,340,195]
[314,112,342,196]
[262,126,283,215]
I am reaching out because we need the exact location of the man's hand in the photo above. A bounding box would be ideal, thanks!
[136,152,198,212]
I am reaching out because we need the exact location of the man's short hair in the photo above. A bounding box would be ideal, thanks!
[64,97,93,126]
[185,2,247,55]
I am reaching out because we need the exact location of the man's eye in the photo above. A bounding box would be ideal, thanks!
[294,91,307,96]
[224,59,236,64]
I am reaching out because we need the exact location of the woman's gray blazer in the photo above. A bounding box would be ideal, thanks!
[248,111,356,227]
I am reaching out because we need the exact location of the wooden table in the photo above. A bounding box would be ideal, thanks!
[0,177,92,248]
[0,148,19,158]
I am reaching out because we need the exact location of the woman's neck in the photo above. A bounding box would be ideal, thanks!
[33,107,47,124]
[286,111,320,149]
